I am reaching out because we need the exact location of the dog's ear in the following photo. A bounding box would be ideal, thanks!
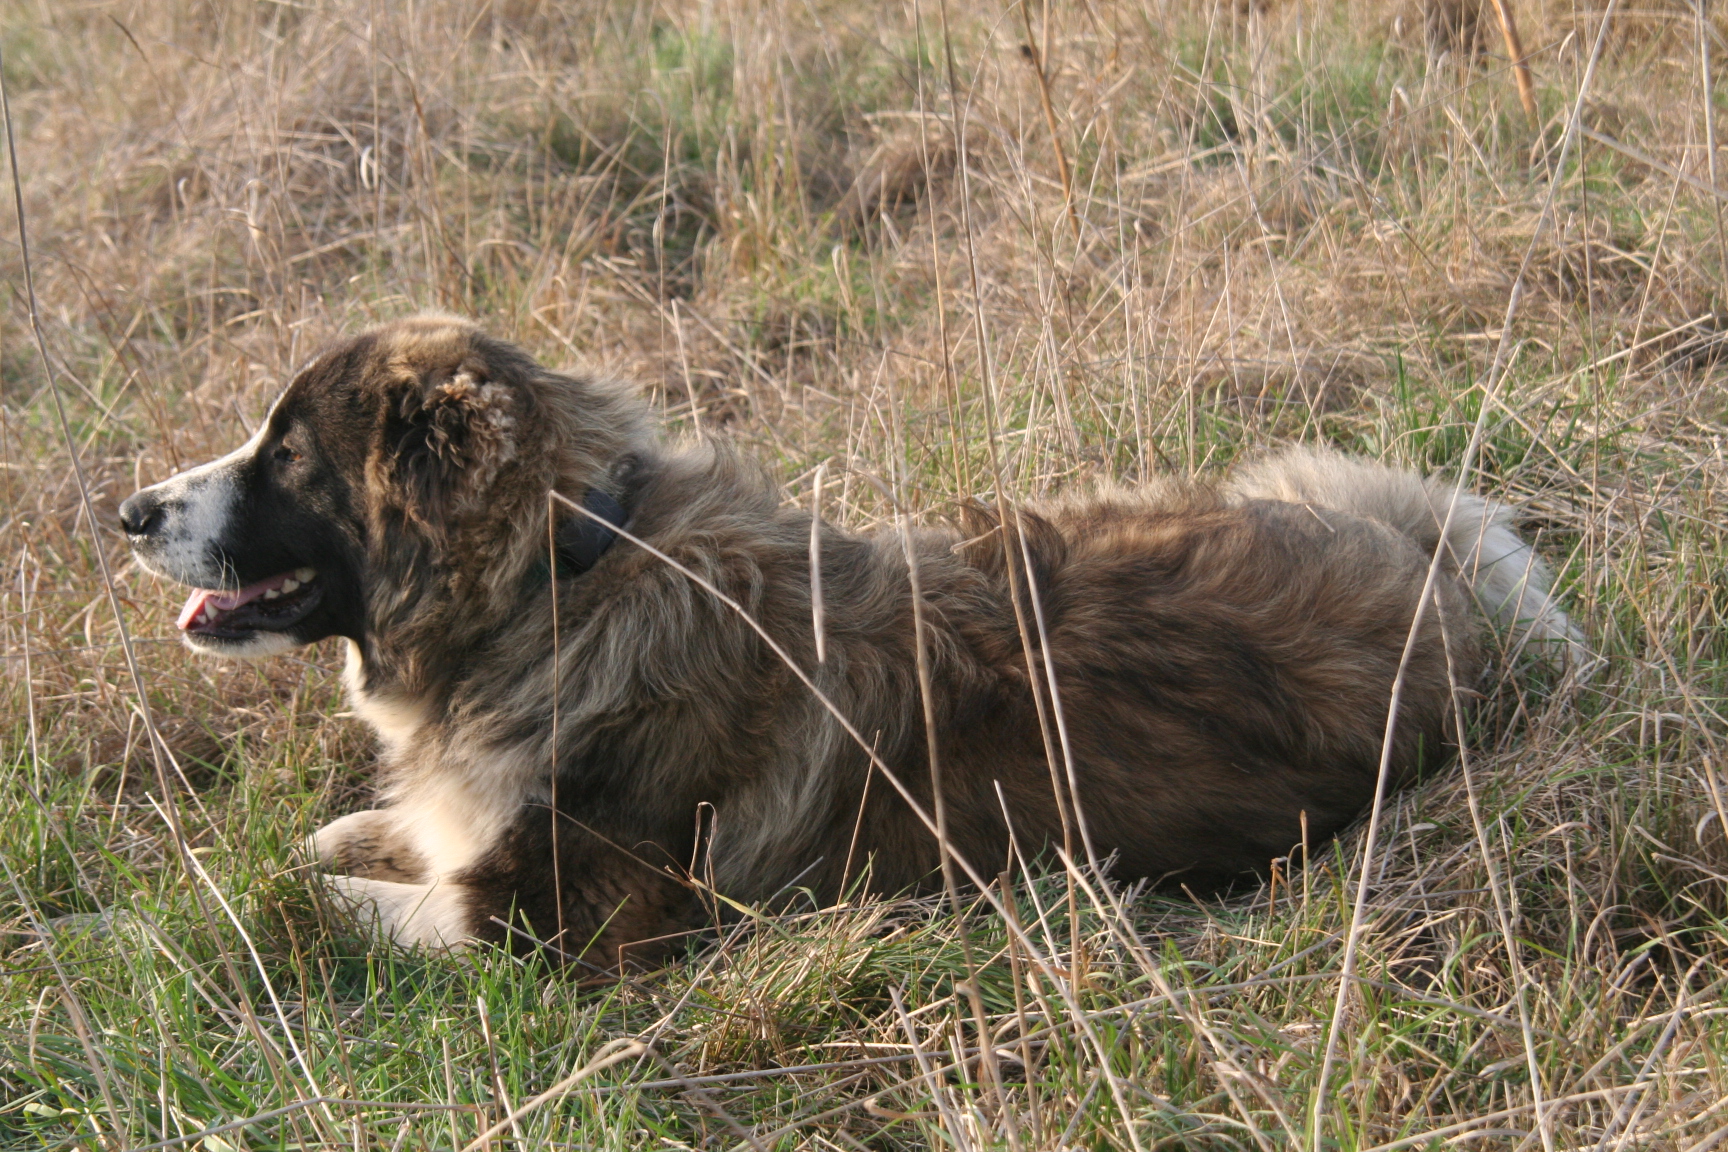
[387,354,524,530]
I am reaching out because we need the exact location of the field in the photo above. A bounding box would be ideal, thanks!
[4,0,1728,1147]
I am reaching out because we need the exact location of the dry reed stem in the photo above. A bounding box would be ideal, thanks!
[1490,0,1540,129]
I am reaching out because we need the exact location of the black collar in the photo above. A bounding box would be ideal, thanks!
[531,487,631,585]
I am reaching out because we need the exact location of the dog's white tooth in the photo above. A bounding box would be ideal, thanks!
[295,567,316,582]
[263,588,281,600]
[281,579,299,594]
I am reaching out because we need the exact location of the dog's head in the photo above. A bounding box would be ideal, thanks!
[120,314,648,658]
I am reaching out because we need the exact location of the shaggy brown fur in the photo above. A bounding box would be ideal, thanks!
[120,314,1580,968]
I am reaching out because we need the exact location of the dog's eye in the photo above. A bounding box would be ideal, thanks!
[274,445,303,466]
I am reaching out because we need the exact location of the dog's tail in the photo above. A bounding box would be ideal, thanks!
[1228,446,1584,659]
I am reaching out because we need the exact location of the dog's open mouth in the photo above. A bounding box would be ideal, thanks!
[176,567,322,637]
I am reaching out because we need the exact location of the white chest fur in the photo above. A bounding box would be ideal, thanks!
[342,640,427,754]
[341,641,544,878]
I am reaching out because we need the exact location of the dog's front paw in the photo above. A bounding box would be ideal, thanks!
[307,810,427,883]
[321,874,473,950]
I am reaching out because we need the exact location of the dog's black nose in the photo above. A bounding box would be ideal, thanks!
[119,490,165,537]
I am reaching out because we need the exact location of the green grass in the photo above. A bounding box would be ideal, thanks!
[4,0,1728,1148]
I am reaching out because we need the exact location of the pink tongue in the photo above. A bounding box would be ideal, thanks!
[175,574,288,631]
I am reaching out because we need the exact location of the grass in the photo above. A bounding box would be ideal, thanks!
[4,0,1728,1147]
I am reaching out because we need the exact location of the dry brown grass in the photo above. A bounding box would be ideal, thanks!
[4,0,1728,1148]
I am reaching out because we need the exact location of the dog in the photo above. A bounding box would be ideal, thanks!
[119,314,1580,967]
